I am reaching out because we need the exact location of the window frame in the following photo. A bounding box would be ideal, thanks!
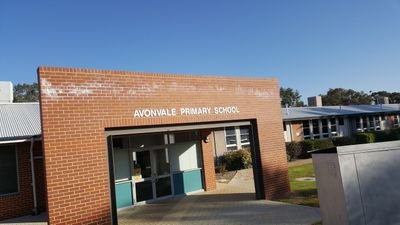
[374,115,381,131]
[239,127,250,147]
[330,118,338,137]
[0,144,20,196]
[321,119,329,138]
[225,127,238,151]
[312,119,320,139]
[302,120,311,139]
[394,114,400,127]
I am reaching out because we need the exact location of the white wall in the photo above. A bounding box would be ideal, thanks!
[168,141,201,172]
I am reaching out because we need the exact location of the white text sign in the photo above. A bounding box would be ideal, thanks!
[133,106,240,118]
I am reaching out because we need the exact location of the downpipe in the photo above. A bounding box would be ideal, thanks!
[29,137,38,215]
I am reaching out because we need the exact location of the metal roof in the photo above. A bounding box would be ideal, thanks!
[1,103,400,140]
[282,104,400,121]
[0,103,41,141]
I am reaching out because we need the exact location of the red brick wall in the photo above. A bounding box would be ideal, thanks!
[0,141,45,220]
[38,67,289,225]
[200,129,216,191]
[290,121,304,142]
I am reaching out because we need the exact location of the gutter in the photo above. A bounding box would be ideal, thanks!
[0,136,41,144]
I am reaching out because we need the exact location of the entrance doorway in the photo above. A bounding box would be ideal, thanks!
[113,135,174,208]
[133,148,172,202]
[111,131,204,209]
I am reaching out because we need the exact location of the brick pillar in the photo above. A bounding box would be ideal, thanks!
[200,129,217,191]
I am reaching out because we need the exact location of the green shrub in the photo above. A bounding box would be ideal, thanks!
[312,139,335,150]
[392,128,400,140]
[298,140,314,158]
[221,149,252,171]
[354,132,376,144]
[215,163,226,174]
[332,137,356,146]
[374,130,392,142]
[286,142,302,161]
[286,139,336,161]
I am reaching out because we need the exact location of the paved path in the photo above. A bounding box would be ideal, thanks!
[118,169,320,225]
[0,213,47,225]
[1,163,319,225]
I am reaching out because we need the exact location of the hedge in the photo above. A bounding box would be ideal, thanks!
[353,132,376,144]
[353,127,400,144]
[332,137,357,146]
[286,139,334,161]
[286,142,302,161]
[286,128,400,161]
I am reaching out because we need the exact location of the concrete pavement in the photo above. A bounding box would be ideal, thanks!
[118,169,321,225]
[1,168,321,225]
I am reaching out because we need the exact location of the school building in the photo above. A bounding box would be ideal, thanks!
[0,67,289,224]
[282,96,400,142]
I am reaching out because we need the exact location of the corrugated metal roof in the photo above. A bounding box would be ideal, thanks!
[0,103,41,141]
[282,104,400,121]
[1,103,400,140]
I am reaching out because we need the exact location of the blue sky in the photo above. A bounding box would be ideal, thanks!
[1,1,400,100]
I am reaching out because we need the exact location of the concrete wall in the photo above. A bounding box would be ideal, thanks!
[338,142,400,225]
[169,141,200,172]
[0,81,13,103]
[38,67,289,225]
[312,154,348,225]
[213,129,226,158]
[313,141,400,225]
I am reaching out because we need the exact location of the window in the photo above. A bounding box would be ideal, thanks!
[362,116,368,131]
[302,120,310,139]
[322,119,329,138]
[0,145,19,195]
[338,118,344,126]
[356,117,362,131]
[225,127,237,151]
[368,116,375,131]
[394,115,400,127]
[240,127,250,148]
[330,118,337,137]
[312,119,320,139]
[374,116,381,131]
[225,126,252,151]
[171,131,199,144]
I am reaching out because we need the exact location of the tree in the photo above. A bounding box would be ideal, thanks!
[280,87,305,107]
[321,88,372,106]
[370,91,400,104]
[13,83,39,102]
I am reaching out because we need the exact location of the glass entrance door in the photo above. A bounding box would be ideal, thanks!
[132,148,172,203]
[133,151,153,202]
[153,149,172,198]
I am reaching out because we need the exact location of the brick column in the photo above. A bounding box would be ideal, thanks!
[200,129,216,191]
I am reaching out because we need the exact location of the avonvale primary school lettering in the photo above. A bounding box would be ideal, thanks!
[133,106,240,118]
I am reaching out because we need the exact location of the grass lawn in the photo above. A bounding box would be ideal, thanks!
[275,162,319,207]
